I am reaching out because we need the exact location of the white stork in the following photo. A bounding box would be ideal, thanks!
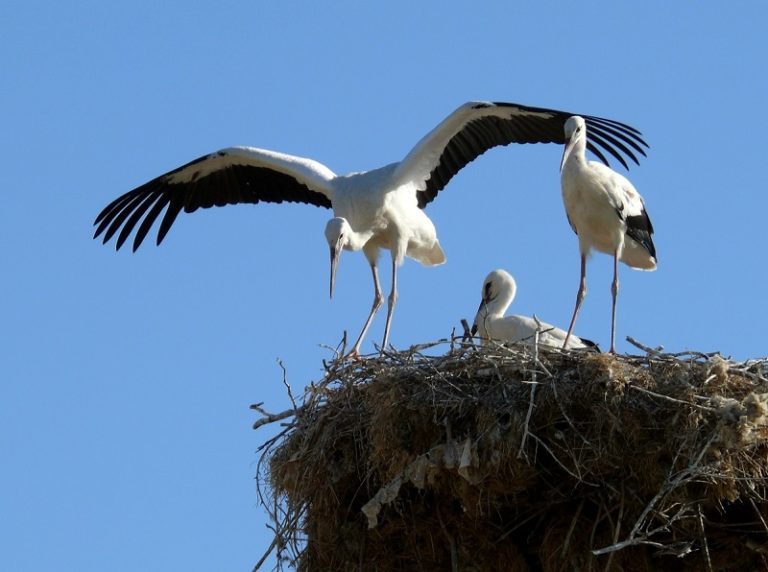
[559,115,656,354]
[94,101,647,356]
[472,269,597,350]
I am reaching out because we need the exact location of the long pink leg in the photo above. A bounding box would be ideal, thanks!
[610,250,620,354]
[349,263,383,357]
[563,254,587,349]
[380,256,398,351]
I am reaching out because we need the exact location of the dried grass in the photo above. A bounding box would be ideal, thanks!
[252,337,768,571]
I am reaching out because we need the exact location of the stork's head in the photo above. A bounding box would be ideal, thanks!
[472,269,517,336]
[561,115,586,172]
[324,217,352,299]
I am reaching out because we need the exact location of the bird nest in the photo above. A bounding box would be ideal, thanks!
[252,338,768,572]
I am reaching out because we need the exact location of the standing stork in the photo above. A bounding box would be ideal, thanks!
[94,101,647,357]
[472,269,597,350]
[559,115,656,354]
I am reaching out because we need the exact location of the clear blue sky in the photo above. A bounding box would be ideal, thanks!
[2,2,766,570]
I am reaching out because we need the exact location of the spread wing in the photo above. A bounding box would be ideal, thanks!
[93,147,336,251]
[392,101,648,208]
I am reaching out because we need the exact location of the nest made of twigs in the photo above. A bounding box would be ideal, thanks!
[253,339,768,572]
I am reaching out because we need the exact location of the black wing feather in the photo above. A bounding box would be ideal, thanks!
[133,193,171,251]
[115,191,162,251]
[584,130,630,170]
[94,191,140,238]
[157,196,186,247]
[587,123,649,166]
[101,192,152,244]
[585,119,648,158]
[585,142,612,170]
[94,153,333,251]
[625,209,656,261]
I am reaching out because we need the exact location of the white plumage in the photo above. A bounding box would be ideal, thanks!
[559,115,656,353]
[472,269,596,350]
[94,102,646,356]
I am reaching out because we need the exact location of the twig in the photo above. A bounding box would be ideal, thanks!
[730,362,768,384]
[627,384,717,412]
[252,407,299,430]
[252,535,279,571]
[517,328,540,460]
[626,336,664,355]
[561,498,584,557]
[437,508,458,572]
[277,359,298,412]
[459,318,476,345]
[528,432,596,485]
[750,497,768,535]
[698,503,713,572]
[591,525,675,556]
[604,487,625,572]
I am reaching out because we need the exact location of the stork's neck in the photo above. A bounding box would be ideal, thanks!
[485,288,514,318]
[561,132,588,173]
[343,228,375,251]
